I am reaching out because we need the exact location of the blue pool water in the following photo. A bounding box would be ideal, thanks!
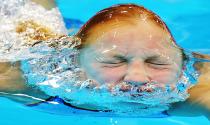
[0,0,210,124]
[0,97,209,125]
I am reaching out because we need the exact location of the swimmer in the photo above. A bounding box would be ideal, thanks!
[0,1,209,118]
[74,4,210,117]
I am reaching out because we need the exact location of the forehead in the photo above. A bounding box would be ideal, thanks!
[89,21,178,55]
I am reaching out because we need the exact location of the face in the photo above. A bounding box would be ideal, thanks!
[79,20,183,89]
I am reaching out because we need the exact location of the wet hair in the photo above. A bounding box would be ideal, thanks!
[75,4,176,48]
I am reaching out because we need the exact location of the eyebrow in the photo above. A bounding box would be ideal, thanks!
[112,55,127,60]
[112,54,164,61]
[146,55,162,60]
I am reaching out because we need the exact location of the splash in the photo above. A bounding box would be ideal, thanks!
[20,42,199,116]
[0,0,201,117]
[0,0,67,61]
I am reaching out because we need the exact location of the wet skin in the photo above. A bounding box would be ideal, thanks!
[79,20,183,88]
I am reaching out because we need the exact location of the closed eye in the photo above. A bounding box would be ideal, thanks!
[145,57,170,69]
[147,62,169,65]
[100,60,127,68]
[145,56,170,66]
[100,58,127,68]
[95,55,128,67]
[146,61,171,70]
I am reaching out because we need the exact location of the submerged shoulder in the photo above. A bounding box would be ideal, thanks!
[188,52,210,109]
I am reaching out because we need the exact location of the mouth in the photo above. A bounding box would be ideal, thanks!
[119,83,153,92]
[75,79,169,93]
[107,82,165,97]
[73,78,178,98]
[106,82,182,102]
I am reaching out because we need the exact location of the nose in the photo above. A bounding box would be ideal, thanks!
[124,59,150,85]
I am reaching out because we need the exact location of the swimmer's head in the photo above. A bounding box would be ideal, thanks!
[75,4,185,88]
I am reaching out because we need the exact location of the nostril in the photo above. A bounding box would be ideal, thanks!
[125,81,147,86]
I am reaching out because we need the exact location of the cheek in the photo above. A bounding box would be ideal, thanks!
[149,68,181,84]
[95,65,127,83]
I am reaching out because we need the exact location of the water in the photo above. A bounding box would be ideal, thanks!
[0,0,210,124]
[0,97,209,125]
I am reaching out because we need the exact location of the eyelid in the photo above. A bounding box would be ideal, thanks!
[98,60,125,68]
[147,62,169,65]
[146,61,171,70]
[99,59,126,64]
[145,58,170,64]
[98,57,127,68]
